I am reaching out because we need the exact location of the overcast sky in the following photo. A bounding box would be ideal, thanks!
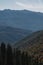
[0,0,43,12]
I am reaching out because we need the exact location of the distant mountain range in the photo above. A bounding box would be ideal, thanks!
[0,9,43,31]
[0,9,43,58]
[0,9,43,61]
[0,26,32,44]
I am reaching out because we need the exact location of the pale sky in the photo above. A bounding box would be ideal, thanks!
[0,0,16,10]
[0,0,43,12]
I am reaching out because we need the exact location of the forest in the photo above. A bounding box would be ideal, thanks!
[0,42,43,65]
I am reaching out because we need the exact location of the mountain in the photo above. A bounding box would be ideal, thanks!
[14,30,43,62]
[0,9,43,31]
[0,26,32,44]
[14,30,43,55]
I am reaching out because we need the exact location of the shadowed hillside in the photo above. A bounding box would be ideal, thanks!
[14,31,43,57]
[0,26,32,44]
[0,42,43,65]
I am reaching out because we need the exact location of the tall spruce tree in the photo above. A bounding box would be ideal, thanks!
[36,56,39,65]
[16,48,21,65]
[1,42,6,65]
[21,51,25,65]
[13,48,16,65]
[28,55,32,65]
[0,46,1,65]
[25,52,28,65]
[6,44,13,65]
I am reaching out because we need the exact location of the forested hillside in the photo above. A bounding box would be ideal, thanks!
[0,42,43,65]
[14,30,43,64]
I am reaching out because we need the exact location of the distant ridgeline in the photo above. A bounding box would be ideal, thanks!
[0,42,43,65]
[0,26,32,44]
[0,9,43,31]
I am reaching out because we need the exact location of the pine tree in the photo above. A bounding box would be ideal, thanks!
[0,46,1,65]
[21,51,25,65]
[1,42,6,65]
[6,44,13,65]
[28,55,32,65]
[36,56,39,65]
[16,48,21,65]
[13,48,16,65]
[25,52,28,65]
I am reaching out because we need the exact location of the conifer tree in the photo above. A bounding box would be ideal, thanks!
[6,44,13,65]
[21,51,25,65]
[36,56,39,65]
[16,48,21,65]
[25,52,28,65]
[28,55,32,65]
[0,46,1,65]
[1,42,6,65]
[13,48,16,65]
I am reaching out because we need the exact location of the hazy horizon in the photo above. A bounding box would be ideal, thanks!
[0,0,43,12]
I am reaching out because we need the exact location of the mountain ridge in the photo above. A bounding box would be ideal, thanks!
[0,9,43,31]
[0,26,32,44]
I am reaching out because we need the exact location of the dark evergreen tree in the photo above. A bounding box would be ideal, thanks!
[36,56,39,65]
[21,51,25,65]
[28,55,32,65]
[6,44,13,65]
[13,48,16,65]
[16,48,21,65]
[1,42,6,65]
[0,46,1,65]
[25,52,28,65]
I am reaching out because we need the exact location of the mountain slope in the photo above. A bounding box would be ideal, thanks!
[14,30,43,56]
[0,26,32,44]
[14,31,43,62]
[0,9,43,31]
[14,30,43,48]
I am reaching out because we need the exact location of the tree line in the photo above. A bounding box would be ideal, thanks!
[0,42,43,65]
